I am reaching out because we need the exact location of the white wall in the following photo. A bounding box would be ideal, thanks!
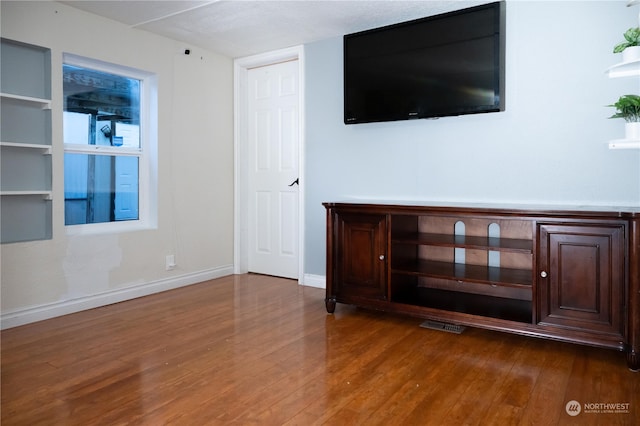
[304,0,640,276]
[0,1,234,327]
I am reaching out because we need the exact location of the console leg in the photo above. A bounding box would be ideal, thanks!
[325,296,336,314]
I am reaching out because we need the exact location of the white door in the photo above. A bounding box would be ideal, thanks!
[247,60,299,279]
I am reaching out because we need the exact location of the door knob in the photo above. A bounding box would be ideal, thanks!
[288,178,299,186]
[379,255,385,260]
[540,271,548,278]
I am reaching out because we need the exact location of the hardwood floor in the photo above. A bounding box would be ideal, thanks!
[2,273,638,425]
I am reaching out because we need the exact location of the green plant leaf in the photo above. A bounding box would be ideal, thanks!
[624,27,640,43]
[613,27,640,53]
[614,42,629,53]
[608,94,640,122]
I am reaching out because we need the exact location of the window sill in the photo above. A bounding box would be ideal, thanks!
[66,219,156,237]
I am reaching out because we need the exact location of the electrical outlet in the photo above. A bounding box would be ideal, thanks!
[166,254,176,271]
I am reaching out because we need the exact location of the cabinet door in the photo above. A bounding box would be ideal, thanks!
[538,224,624,336]
[334,212,388,301]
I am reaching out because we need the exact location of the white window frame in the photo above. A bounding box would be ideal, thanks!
[63,53,158,235]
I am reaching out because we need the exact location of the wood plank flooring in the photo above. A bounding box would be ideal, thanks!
[2,273,639,425]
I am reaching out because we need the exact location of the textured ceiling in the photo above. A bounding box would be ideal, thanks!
[59,0,488,58]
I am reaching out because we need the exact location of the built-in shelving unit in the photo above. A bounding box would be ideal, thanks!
[1,38,52,243]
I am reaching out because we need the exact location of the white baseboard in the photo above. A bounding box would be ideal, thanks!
[0,265,234,330]
[302,273,325,289]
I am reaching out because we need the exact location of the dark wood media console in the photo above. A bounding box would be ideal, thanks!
[323,201,640,370]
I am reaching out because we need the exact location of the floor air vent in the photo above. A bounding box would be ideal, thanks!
[420,320,465,334]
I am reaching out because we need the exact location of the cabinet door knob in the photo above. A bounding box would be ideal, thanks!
[540,271,548,278]
[379,255,385,260]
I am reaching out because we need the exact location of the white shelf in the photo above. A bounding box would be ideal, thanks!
[607,54,640,149]
[1,39,53,244]
[0,191,52,200]
[0,141,52,154]
[608,139,640,149]
[0,92,51,109]
[606,58,640,78]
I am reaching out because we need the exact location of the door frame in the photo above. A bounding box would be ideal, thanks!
[233,45,305,283]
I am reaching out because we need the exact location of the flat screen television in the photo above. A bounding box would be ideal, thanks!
[344,1,505,124]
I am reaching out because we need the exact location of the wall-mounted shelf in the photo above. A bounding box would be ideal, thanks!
[608,139,640,149]
[606,53,640,149]
[606,58,640,78]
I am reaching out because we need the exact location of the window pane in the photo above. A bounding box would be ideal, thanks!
[63,60,143,227]
[64,153,139,225]
[62,64,140,131]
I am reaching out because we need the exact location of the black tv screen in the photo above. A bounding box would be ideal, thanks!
[344,1,505,124]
